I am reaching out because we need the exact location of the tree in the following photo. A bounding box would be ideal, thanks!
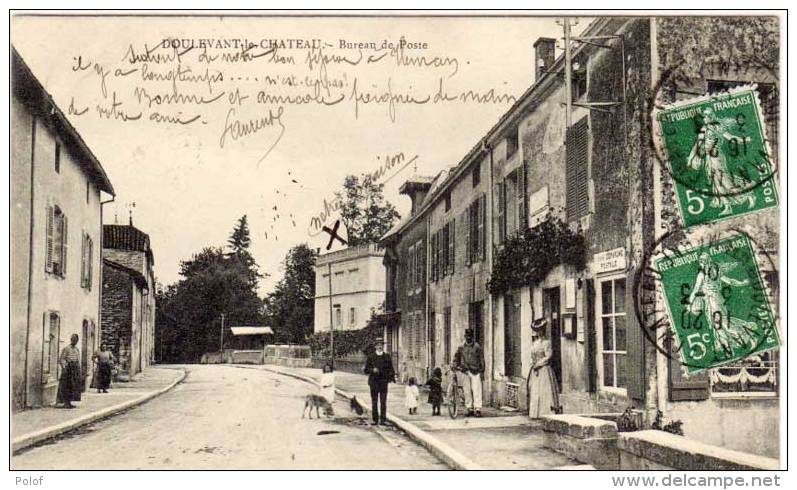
[226,214,263,286]
[336,174,401,246]
[264,244,317,343]
[155,218,266,363]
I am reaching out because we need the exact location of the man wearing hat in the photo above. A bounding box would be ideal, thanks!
[363,338,395,425]
[453,328,485,417]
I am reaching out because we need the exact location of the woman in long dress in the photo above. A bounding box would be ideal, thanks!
[527,319,560,419]
[92,343,115,393]
[57,334,82,408]
[319,363,336,404]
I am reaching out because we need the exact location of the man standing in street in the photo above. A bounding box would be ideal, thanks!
[454,328,485,417]
[364,339,395,425]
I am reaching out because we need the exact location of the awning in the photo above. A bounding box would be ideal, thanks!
[230,326,274,336]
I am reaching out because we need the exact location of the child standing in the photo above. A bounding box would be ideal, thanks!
[405,377,420,415]
[426,367,443,416]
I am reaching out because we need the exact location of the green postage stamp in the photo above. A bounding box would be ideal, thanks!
[655,85,778,228]
[655,234,779,373]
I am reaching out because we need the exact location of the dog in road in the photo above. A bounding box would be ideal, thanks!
[302,394,334,419]
[350,396,364,416]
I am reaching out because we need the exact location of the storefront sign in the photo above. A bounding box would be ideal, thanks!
[593,247,626,274]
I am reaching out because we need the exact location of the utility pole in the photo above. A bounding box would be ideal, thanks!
[563,16,573,128]
[220,313,225,361]
[327,263,335,369]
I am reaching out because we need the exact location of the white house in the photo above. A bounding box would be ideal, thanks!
[314,243,386,333]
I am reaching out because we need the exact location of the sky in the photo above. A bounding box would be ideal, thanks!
[11,14,589,295]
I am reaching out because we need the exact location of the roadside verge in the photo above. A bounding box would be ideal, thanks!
[12,367,186,454]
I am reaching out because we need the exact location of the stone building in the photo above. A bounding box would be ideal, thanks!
[10,47,115,410]
[381,176,433,382]
[382,17,780,458]
[314,243,386,333]
[101,223,156,377]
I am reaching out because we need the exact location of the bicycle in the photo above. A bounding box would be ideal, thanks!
[446,366,466,419]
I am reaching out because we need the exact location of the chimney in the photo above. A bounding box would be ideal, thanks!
[399,177,433,216]
[534,37,556,81]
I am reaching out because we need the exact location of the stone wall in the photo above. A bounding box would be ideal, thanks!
[101,265,132,372]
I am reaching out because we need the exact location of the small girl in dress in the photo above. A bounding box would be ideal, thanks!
[405,377,420,415]
[426,367,443,416]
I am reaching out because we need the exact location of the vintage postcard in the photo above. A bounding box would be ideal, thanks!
[8,11,785,475]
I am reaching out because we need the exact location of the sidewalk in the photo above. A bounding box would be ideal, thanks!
[12,367,185,453]
[249,364,582,470]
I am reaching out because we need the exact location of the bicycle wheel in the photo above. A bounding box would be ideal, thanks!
[447,380,459,419]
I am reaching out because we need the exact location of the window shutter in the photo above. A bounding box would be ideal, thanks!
[625,274,647,400]
[584,279,598,392]
[499,181,507,243]
[465,206,472,265]
[61,215,68,276]
[80,233,87,288]
[566,117,589,222]
[666,333,710,401]
[45,205,54,273]
[519,163,528,230]
[431,233,437,282]
[442,226,449,276]
[41,312,49,377]
[479,194,486,261]
[448,219,455,274]
[88,237,93,290]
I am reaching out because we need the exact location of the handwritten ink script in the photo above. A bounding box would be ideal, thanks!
[66,36,518,166]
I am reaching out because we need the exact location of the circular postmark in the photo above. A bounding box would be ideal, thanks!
[648,58,780,200]
[633,225,779,373]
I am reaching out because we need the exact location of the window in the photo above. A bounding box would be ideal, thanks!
[335,306,342,327]
[710,351,778,395]
[54,142,61,173]
[80,232,93,290]
[497,181,506,243]
[42,312,60,381]
[406,243,415,291]
[506,128,519,159]
[566,117,590,222]
[472,161,481,187]
[572,55,588,101]
[710,269,778,396]
[444,192,451,212]
[349,307,356,327]
[467,195,486,264]
[86,181,90,204]
[599,278,627,389]
[45,205,68,277]
[429,312,436,367]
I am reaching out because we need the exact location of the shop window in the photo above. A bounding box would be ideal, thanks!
[599,277,627,389]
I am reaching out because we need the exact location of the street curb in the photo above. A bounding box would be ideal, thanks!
[12,368,187,454]
[250,364,483,470]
